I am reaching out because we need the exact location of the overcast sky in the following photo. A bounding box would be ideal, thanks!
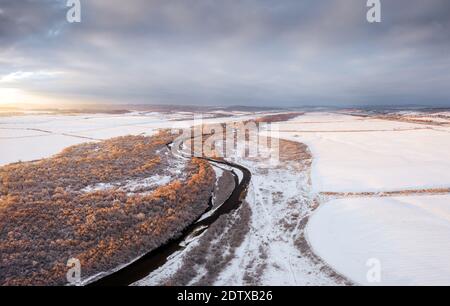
[0,0,450,107]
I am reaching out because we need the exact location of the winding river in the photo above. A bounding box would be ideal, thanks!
[89,137,251,286]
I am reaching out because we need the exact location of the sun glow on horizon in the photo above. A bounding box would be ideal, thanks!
[0,88,70,108]
[0,88,36,105]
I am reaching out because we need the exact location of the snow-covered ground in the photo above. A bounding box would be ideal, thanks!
[307,195,450,286]
[278,113,450,192]
[275,112,450,286]
[214,156,342,286]
[0,113,161,165]
[0,111,266,166]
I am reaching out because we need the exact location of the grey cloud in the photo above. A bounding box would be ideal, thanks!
[0,0,449,107]
[0,0,66,47]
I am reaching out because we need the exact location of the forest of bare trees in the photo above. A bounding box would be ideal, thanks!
[0,132,215,285]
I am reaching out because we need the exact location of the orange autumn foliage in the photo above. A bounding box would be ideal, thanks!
[0,132,215,286]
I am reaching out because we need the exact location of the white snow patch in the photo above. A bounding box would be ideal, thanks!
[81,175,172,194]
[307,195,450,286]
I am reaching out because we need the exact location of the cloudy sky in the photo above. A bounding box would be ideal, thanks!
[0,0,449,107]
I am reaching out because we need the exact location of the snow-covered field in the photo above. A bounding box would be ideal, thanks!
[276,112,450,286]
[307,195,450,286]
[278,113,450,192]
[0,113,161,165]
[0,112,264,166]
